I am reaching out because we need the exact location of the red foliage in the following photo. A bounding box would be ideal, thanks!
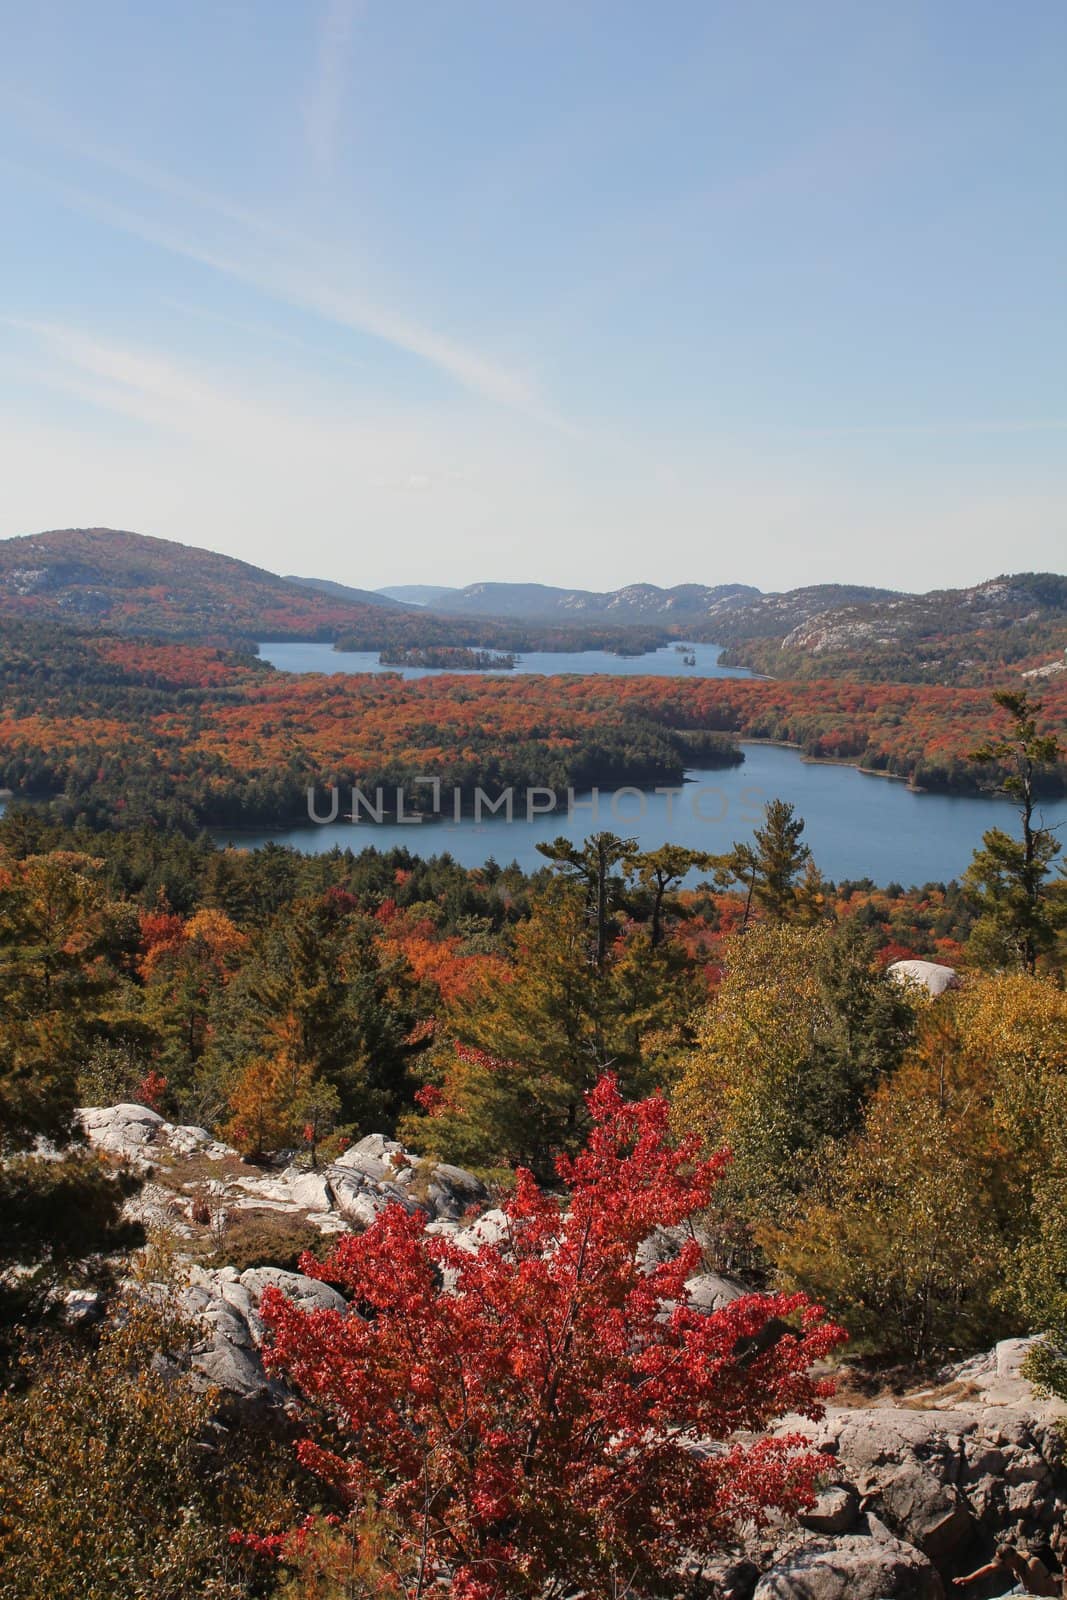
[134,1069,168,1112]
[412,1083,445,1115]
[259,1078,845,1599]
[137,907,185,979]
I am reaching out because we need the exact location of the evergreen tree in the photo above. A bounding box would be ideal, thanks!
[403,883,702,1178]
[536,831,636,968]
[965,689,1066,973]
[0,852,143,1345]
[717,799,814,925]
[626,843,715,946]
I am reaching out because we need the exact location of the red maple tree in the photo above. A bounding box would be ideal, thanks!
[259,1077,845,1600]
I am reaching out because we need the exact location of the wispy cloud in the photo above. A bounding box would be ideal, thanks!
[305,0,360,176]
[0,103,558,422]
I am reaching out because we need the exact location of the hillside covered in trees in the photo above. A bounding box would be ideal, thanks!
[713,573,1067,684]
[4,533,1065,693]
[0,529,675,656]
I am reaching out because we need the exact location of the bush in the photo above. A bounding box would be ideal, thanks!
[0,1303,306,1600]
[217,1209,325,1275]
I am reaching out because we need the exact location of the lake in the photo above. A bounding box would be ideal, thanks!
[209,743,1067,888]
[7,644,1059,887]
[258,639,755,679]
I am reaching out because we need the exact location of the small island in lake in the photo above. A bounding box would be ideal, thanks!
[378,645,517,670]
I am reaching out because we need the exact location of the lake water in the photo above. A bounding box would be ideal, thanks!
[7,644,1060,887]
[258,639,754,679]
[209,744,1067,888]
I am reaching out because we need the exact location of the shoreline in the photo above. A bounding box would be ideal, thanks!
[738,741,919,787]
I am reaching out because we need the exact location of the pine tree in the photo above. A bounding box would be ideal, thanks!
[965,690,1066,971]
[536,831,635,968]
[717,800,814,926]
[626,843,715,946]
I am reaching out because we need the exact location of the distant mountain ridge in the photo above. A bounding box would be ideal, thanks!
[422,580,762,624]
[377,584,459,607]
[285,574,410,609]
[3,531,1062,685]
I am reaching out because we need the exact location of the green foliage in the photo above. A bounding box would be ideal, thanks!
[0,852,135,1145]
[205,893,425,1134]
[0,1304,307,1600]
[674,922,915,1253]
[772,974,1067,1360]
[964,689,1067,973]
[403,884,703,1179]
[1017,1119,1067,1403]
[769,1063,1005,1360]
[715,799,822,925]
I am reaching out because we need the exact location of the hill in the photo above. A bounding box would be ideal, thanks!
[0,527,402,644]
[282,574,410,609]
[714,574,1067,683]
[429,580,761,624]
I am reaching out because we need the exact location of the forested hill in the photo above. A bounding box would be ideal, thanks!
[0,527,415,644]
[714,573,1067,684]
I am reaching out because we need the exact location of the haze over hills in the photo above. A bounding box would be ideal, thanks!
[408,580,763,624]
[284,574,410,610]
[714,573,1067,683]
[378,584,459,607]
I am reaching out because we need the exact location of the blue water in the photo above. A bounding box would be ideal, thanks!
[210,744,1067,888]
[257,639,754,680]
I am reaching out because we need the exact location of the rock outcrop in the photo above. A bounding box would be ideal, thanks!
[180,1264,347,1398]
[755,1338,1066,1597]
[79,1102,234,1162]
[887,960,961,997]
[78,1107,488,1235]
[78,1103,1066,1597]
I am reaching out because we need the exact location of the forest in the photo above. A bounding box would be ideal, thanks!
[2,622,1065,838]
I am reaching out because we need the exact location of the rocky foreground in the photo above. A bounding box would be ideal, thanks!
[81,1103,1067,1600]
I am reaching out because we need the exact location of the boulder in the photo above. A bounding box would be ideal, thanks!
[450,1208,512,1255]
[79,1103,236,1163]
[425,1162,488,1221]
[329,1170,393,1229]
[682,1272,749,1315]
[79,1103,165,1156]
[237,1267,346,1316]
[774,1355,1067,1578]
[878,1460,974,1562]
[887,960,960,997]
[182,1265,348,1398]
[753,1523,944,1598]
[799,1486,861,1536]
[279,1167,334,1214]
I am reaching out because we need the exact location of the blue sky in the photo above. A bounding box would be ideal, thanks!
[0,1,1063,592]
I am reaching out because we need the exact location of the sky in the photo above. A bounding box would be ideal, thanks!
[0,1,1064,594]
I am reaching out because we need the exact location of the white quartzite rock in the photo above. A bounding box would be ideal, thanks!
[887,960,960,997]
